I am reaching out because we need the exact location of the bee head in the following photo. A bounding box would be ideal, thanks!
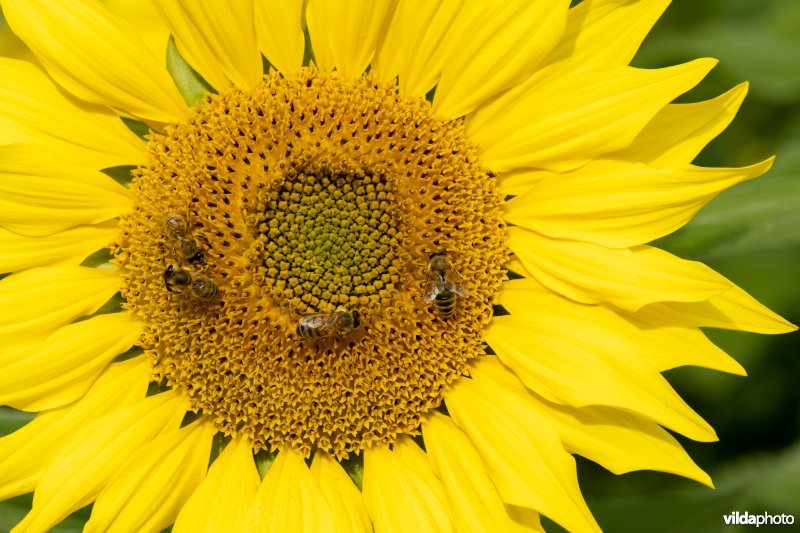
[188,249,204,263]
[429,251,446,260]
[163,265,175,291]
[352,310,361,328]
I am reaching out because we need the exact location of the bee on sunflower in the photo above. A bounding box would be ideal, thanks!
[0,0,794,531]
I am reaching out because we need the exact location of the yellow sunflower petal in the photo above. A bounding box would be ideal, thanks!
[363,437,453,532]
[499,278,746,376]
[0,144,131,237]
[153,0,262,90]
[613,83,749,166]
[0,312,142,411]
[253,0,305,76]
[309,452,370,533]
[15,391,187,533]
[0,222,117,273]
[246,448,336,532]
[446,363,600,533]
[371,0,464,97]
[0,266,119,344]
[507,506,546,532]
[498,168,556,197]
[2,0,187,123]
[546,402,713,486]
[467,59,716,172]
[433,0,569,120]
[423,411,542,532]
[476,357,713,487]
[485,314,716,442]
[0,59,145,169]
[173,436,260,533]
[541,0,671,72]
[505,158,774,248]
[637,284,798,334]
[84,419,215,533]
[508,228,726,310]
[305,0,395,79]
[104,0,171,58]
[0,357,150,501]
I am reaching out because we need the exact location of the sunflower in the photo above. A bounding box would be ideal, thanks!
[0,0,795,531]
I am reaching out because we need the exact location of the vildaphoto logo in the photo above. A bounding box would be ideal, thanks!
[723,512,796,527]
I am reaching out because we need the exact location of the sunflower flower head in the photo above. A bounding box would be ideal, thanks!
[0,0,795,532]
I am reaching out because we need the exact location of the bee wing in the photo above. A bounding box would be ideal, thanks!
[451,282,470,299]
[300,312,338,331]
[446,269,470,298]
[422,269,443,303]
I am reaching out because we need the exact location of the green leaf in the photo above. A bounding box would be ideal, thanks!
[166,36,214,107]
[101,165,137,187]
[0,406,34,437]
[120,117,151,141]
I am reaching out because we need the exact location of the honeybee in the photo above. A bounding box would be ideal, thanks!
[163,264,218,301]
[164,214,207,264]
[423,252,469,318]
[296,308,361,339]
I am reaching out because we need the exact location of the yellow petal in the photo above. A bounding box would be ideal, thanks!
[637,283,797,334]
[246,448,336,532]
[2,0,187,123]
[0,7,34,62]
[499,277,746,376]
[612,83,749,167]
[0,144,131,236]
[0,222,117,273]
[485,313,716,442]
[423,411,541,532]
[15,391,187,533]
[507,506,546,532]
[309,452,371,533]
[306,0,395,79]
[0,357,150,500]
[475,357,713,487]
[371,0,464,97]
[363,438,453,532]
[0,59,145,169]
[173,436,260,533]
[0,312,142,411]
[498,168,556,197]
[104,0,171,59]
[445,363,600,533]
[254,0,305,76]
[434,0,569,120]
[153,0,262,90]
[505,158,774,248]
[0,266,119,344]
[85,419,215,533]
[467,59,716,172]
[509,228,727,310]
[541,0,671,72]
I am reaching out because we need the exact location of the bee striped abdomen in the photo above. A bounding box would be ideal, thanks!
[297,323,320,338]
[434,290,456,318]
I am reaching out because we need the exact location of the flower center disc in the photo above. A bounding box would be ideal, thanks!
[116,68,507,458]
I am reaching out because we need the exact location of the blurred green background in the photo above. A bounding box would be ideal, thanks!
[1,0,799,531]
